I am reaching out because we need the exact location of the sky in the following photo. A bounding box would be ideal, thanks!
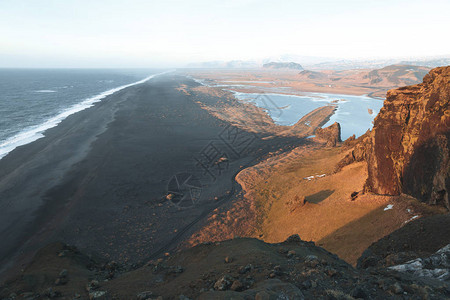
[0,0,449,68]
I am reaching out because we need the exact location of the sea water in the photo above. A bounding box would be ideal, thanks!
[233,91,384,140]
[0,69,165,159]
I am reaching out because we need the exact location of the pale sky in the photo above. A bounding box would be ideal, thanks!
[0,0,449,67]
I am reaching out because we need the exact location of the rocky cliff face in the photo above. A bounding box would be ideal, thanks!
[364,66,450,209]
[315,122,341,147]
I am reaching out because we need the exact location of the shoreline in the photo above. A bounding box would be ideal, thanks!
[0,71,169,161]
[188,77,383,140]
[0,74,313,281]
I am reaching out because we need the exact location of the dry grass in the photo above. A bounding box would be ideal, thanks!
[188,141,440,266]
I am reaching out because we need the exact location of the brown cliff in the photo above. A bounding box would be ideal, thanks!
[315,122,342,146]
[364,66,450,209]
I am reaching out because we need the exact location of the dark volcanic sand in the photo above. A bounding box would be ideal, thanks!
[0,74,301,279]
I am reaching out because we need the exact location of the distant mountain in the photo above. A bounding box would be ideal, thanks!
[361,64,430,86]
[185,55,450,70]
[186,60,259,69]
[399,58,450,68]
[297,70,327,80]
[262,62,304,70]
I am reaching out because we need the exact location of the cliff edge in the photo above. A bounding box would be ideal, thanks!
[364,66,450,209]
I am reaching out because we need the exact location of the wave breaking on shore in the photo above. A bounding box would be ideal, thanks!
[0,71,169,160]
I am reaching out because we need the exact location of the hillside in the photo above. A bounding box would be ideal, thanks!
[262,62,304,70]
[1,236,449,299]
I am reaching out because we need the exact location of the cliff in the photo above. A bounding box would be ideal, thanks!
[364,66,450,209]
[315,122,342,146]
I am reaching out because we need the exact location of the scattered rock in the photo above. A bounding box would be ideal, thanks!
[230,280,244,291]
[59,269,68,278]
[89,290,107,299]
[388,243,450,281]
[43,288,61,298]
[390,282,404,294]
[305,255,320,267]
[287,250,296,258]
[324,266,337,277]
[350,286,368,299]
[54,277,68,285]
[136,291,153,300]
[86,280,99,292]
[214,275,233,291]
[238,264,253,274]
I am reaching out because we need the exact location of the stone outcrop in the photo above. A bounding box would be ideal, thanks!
[364,66,450,209]
[315,122,341,147]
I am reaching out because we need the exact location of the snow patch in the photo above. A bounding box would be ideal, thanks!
[383,204,394,211]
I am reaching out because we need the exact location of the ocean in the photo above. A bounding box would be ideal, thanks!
[0,68,164,159]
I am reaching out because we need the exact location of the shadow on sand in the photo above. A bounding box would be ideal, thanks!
[305,189,334,204]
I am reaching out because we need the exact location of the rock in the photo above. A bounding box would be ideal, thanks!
[285,196,306,212]
[54,277,68,285]
[287,250,296,258]
[137,291,153,300]
[343,134,356,146]
[86,280,99,291]
[388,244,450,281]
[255,291,270,300]
[285,234,302,243]
[350,286,368,299]
[325,266,337,277]
[364,66,450,210]
[44,288,61,298]
[89,290,107,299]
[315,122,342,147]
[350,191,359,201]
[238,264,253,274]
[305,255,320,267]
[214,275,233,290]
[335,134,370,172]
[202,279,305,300]
[390,283,404,294]
[59,269,68,278]
[230,280,244,291]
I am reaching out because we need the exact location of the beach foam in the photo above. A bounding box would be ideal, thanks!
[35,90,57,93]
[0,71,169,160]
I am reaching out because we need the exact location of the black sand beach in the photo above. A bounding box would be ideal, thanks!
[0,74,301,279]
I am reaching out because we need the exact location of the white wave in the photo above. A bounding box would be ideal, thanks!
[35,90,57,93]
[0,71,170,160]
